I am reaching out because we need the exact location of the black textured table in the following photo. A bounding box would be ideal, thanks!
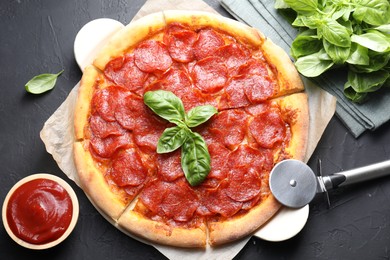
[1,1,390,259]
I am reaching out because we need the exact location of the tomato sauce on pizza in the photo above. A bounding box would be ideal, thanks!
[74,11,308,248]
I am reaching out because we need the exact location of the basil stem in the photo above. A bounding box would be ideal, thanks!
[25,70,64,94]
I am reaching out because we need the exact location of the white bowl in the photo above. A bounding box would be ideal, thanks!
[2,173,79,250]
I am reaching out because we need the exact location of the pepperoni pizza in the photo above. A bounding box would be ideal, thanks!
[74,11,308,248]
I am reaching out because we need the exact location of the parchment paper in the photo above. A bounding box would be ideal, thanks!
[40,0,337,259]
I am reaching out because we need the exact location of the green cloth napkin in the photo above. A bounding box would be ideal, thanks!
[221,0,390,138]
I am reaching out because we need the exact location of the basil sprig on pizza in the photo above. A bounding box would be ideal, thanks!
[144,90,217,186]
[73,10,309,248]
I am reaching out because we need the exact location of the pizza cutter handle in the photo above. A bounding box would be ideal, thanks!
[323,160,390,190]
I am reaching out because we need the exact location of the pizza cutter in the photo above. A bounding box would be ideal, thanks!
[270,159,390,208]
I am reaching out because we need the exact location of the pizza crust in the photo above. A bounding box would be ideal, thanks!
[261,37,305,97]
[74,66,99,140]
[118,206,207,248]
[208,195,281,246]
[280,93,309,161]
[74,142,129,220]
[163,10,264,48]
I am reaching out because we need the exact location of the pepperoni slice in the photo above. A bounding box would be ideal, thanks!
[114,93,146,130]
[156,149,184,182]
[139,180,165,214]
[207,143,230,179]
[192,57,228,94]
[237,58,269,76]
[109,148,147,187]
[133,113,170,154]
[89,132,132,158]
[104,54,147,94]
[206,109,248,150]
[161,66,193,91]
[160,179,199,222]
[214,43,249,73]
[220,76,251,109]
[245,103,269,117]
[123,186,143,198]
[164,24,197,63]
[146,67,205,110]
[220,73,275,109]
[163,23,188,34]
[91,86,129,122]
[244,74,276,103]
[197,177,221,189]
[195,202,213,216]
[134,40,172,73]
[242,194,261,210]
[140,179,199,222]
[227,145,266,171]
[196,123,222,148]
[249,109,286,149]
[225,167,261,202]
[89,113,123,138]
[193,28,225,60]
[199,180,242,217]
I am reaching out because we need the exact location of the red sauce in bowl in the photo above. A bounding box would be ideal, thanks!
[6,178,73,245]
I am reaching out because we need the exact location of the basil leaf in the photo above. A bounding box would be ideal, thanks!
[284,0,318,15]
[181,131,211,186]
[295,49,334,77]
[144,90,186,124]
[338,19,353,35]
[346,70,389,93]
[346,43,370,65]
[331,5,353,21]
[323,39,351,64]
[351,51,390,73]
[343,86,367,103]
[344,70,390,102]
[374,24,390,34]
[291,30,322,59]
[319,19,351,47]
[351,32,390,53]
[292,15,306,27]
[293,14,320,29]
[185,105,218,128]
[25,70,63,94]
[353,0,390,26]
[157,126,188,154]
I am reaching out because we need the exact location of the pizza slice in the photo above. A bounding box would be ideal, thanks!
[206,93,308,245]
[74,66,151,220]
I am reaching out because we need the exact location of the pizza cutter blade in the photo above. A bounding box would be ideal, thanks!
[270,159,390,208]
[269,159,317,208]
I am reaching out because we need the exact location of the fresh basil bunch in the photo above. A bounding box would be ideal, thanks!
[275,0,390,102]
[144,90,217,186]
